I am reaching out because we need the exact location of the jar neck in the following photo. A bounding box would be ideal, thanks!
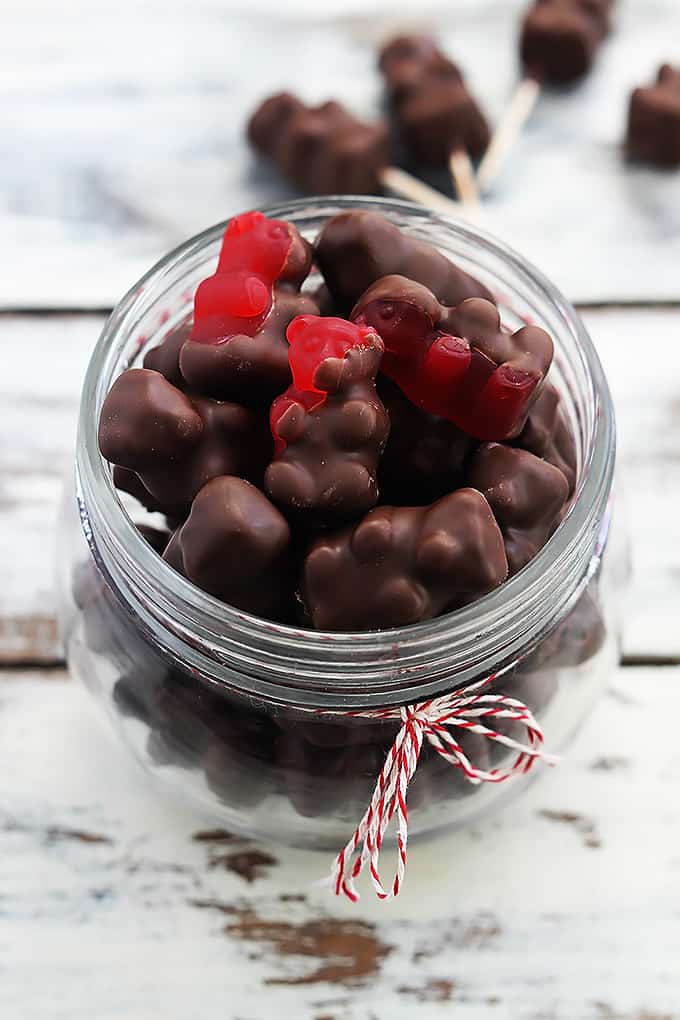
[76,197,616,710]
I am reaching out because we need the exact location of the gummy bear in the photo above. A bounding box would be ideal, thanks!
[353,275,553,441]
[303,488,508,631]
[144,211,315,405]
[467,442,569,575]
[163,476,293,620]
[99,369,272,517]
[265,315,390,523]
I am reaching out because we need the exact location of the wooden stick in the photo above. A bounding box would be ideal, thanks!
[477,77,541,194]
[448,148,480,210]
[379,166,464,219]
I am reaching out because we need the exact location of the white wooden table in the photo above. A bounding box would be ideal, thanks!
[2,2,680,1017]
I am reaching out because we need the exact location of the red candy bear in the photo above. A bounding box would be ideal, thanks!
[353,275,553,441]
[146,211,316,404]
[265,315,390,523]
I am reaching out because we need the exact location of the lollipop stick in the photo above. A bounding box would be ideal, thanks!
[379,166,463,218]
[477,77,541,194]
[448,148,480,209]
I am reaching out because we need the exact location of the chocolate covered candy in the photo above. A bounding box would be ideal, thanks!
[99,369,272,516]
[303,488,508,631]
[164,476,292,619]
[626,65,680,169]
[467,443,569,575]
[520,0,613,85]
[378,377,476,505]
[266,316,390,522]
[144,320,191,390]
[164,211,315,403]
[315,210,492,312]
[516,383,577,495]
[379,34,489,165]
[248,93,389,195]
[353,275,553,440]
[378,34,463,105]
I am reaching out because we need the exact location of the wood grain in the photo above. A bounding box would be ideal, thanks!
[2,307,678,664]
[0,667,678,1018]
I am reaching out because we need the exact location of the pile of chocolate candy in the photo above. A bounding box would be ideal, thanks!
[99,208,576,633]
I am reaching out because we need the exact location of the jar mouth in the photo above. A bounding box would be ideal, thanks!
[76,196,616,708]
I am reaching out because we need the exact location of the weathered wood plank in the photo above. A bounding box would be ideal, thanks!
[2,0,680,307]
[1,307,679,663]
[0,666,678,1018]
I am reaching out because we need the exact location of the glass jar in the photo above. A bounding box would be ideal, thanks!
[57,197,622,853]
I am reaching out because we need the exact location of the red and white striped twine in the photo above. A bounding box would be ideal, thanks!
[325,671,557,903]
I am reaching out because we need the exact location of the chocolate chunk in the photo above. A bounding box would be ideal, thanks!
[520,0,611,85]
[516,383,577,495]
[378,34,463,106]
[353,276,553,440]
[180,290,318,404]
[248,94,389,195]
[101,370,272,516]
[378,376,476,504]
[303,488,508,631]
[265,316,390,524]
[626,64,680,169]
[163,476,293,619]
[315,210,492,312]
[467,443,569,574]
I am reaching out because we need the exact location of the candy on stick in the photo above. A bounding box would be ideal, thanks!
[352,275,553,440]
[247,92,462,217]
[477,0,615,193]
[314,209,492,313]
[265,316,390,523]
[302,488,508,631]
[378,34,489,208]
[626,65,680,169]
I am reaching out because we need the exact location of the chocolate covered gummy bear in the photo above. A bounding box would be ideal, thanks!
[164,476,293,619]
[467,443,569,575]
[303,488,508,631]
[99,369,272,517]
[314,210,492,313]
[144,211,316,404]
[353,275,553,441]
[265,316,390,523]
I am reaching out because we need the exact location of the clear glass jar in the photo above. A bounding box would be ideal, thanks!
[57,197,622,851]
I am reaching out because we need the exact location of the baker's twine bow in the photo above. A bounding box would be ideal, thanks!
[326,672,556,903]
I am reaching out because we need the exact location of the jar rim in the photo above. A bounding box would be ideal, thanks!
[76,196,616,709]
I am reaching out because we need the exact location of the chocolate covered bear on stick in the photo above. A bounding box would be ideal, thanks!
[265,316,390,523]
[378,34,490,170]
[99,369,272,517]
[353,275,553,441]
[314,210,492,313]
[248,93,390,195]
[303,489,508,631]
[520,0,614,85]
[626,65,680,169]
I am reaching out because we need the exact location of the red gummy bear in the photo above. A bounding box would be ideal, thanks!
[353,275,553,441]
[190,210,309,343]
[265,315,390,522]
[169,211,315,404]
